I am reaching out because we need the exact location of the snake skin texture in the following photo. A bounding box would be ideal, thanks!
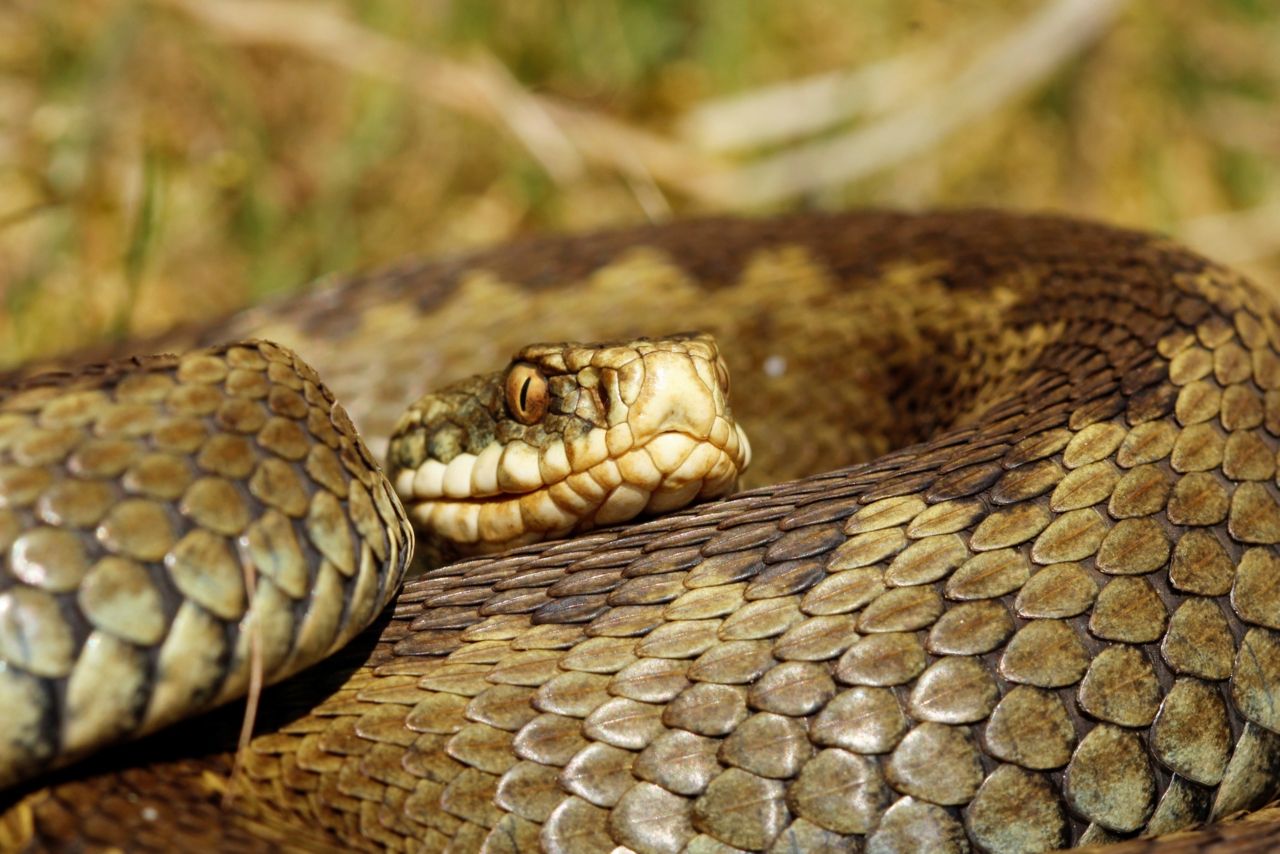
[2,211,1280,852]
[0,343,414,795]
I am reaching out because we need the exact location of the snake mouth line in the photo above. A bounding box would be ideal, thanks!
[393,423,751,552]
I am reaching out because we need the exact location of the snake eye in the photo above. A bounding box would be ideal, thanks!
[505,363,549,425]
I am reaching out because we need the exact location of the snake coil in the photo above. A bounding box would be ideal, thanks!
[3,211,1280,852]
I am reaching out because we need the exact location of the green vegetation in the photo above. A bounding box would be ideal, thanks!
[1,1,1277,366]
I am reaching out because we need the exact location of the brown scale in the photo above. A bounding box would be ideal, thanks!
[3,211,1280,852]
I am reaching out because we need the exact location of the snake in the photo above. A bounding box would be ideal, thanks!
[1,210,1279,852]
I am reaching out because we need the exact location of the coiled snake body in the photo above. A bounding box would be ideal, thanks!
[2,211,1280,852]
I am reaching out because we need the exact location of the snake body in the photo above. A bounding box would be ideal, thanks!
[3,211,1280,852]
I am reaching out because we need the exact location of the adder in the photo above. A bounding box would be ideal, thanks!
[1,210,1279,852]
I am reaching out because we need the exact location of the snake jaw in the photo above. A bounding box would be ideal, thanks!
[387,333,750,556]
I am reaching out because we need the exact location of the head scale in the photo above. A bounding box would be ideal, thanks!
[387,332,751,558]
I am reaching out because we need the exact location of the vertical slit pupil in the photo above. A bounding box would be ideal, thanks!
[519,377,531,411]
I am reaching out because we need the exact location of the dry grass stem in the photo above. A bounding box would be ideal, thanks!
[153,0,725,195]
[155,0,583,180]
[679,48,948,154]
[697,0,1129,206]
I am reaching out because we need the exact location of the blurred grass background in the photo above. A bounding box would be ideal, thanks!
[1,0,1278,369]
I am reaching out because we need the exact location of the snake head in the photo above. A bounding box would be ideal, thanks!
[386,332,751,555]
